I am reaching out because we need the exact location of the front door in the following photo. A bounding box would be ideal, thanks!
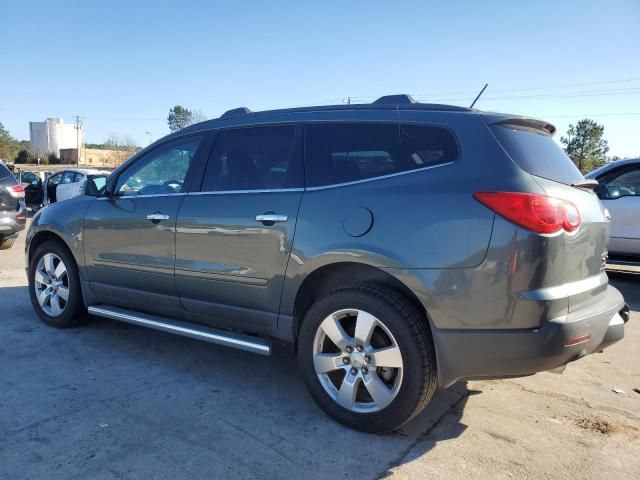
[175,125,304,332]
[21,171,43,206]
[83,134,206,313]
[597,164,640,256]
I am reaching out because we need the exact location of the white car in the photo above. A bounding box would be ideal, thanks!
[586,158,640,258]
[29,168,109,210]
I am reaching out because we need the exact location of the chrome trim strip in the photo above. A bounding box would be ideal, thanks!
[88,306,271,355]
[187,188,304,196]
[305,162,455,191]
[521,273,607,302]
[97,193,187,200]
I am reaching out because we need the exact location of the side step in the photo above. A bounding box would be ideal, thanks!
[88,305,272,356]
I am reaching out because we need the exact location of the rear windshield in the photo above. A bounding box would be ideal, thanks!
[490,124,583,185]
[0,163,16,186]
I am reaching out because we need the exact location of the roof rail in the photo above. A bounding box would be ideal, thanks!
[220,107,252,119]
[372,94,417,105]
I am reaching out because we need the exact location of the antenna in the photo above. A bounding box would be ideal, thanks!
[469,83,488,109]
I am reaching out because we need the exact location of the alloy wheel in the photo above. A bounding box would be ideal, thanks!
[312,308,404,413]
[34,253,70,316]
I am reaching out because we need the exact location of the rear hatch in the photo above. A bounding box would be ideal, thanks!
[486,116,610,312]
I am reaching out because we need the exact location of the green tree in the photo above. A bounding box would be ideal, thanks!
[15,149,32,164]
[167,105,193,132]
[0,122,17,161]
[560,119,609,173]
[48,152,60,164]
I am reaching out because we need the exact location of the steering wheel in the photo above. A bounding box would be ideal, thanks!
[163,180,183,192]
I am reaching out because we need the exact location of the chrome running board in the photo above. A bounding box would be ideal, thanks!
[88,305,271,356]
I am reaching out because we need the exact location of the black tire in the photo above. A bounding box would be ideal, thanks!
[28,240,87,328]
[0,235,16,250]
[298,285,437,433]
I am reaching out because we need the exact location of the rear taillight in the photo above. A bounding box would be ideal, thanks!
[474,192,581,234]
[6,184,25,199]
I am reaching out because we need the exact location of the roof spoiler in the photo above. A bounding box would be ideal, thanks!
[488,116,556,136]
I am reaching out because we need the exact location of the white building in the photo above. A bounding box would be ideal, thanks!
[29,118,83,158]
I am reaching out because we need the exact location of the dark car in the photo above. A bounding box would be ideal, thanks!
[26,95,628,432]
[0,162,27,249]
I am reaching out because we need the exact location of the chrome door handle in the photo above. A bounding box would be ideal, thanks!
[256,214,288,224]
[146,213,170,222]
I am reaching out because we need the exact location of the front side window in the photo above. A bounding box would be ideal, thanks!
[201,125,300,192]
[305,123,458,187]
[115,136,203,196]
[48,174,62,185]
[598,166,640,199]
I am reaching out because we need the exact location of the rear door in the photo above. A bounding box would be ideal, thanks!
[594,164,640,256]
[83,134,207,313]
[175,125,304,333]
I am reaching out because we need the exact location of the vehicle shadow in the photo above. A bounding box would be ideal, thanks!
[609,271,640,311]
[0,284,470,479]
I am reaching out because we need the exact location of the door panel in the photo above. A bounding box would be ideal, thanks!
[84,195,185,309]
[175,191,302,329]
[175,124,303,331]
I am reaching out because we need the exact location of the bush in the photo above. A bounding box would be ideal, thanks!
[47,152,60,164]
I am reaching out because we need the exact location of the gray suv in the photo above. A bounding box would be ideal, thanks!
[26,95,628,432]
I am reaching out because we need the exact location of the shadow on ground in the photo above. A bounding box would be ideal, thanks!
[0,285,469,479]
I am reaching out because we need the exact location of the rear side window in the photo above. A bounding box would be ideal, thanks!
[305,123,458,187]
[490,124,583,185]
[201,125,301,192]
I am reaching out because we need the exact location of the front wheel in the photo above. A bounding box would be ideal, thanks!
[298,285,437,433]
[28,240,87,328]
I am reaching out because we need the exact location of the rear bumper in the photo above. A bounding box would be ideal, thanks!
[433,285,627,387]
[0,211,26,236]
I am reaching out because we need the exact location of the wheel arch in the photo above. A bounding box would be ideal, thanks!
[292,261,428,334]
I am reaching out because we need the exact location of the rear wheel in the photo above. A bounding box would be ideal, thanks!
[28,240,87,328]
[298,285,437,433]
[0,235,16,250]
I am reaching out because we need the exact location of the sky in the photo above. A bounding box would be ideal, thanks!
[1,0,639,157]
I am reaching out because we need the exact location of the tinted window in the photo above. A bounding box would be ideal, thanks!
[115,136,203,196]
[201,125,300,192]
[598,166,640,198]
[305,123,458,187]
[491,124,583,185]
[74,172,84,182]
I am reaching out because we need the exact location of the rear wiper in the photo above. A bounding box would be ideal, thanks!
[571,179,599,190]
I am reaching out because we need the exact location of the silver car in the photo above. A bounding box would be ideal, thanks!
[587,158,640,257]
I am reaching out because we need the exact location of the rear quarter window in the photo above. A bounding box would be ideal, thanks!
[490,124,583,185]
[305,123,458,187]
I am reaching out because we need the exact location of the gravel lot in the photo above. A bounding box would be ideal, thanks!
[1,221,638,479]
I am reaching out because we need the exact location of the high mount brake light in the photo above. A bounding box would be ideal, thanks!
[6,184,25,199]
[474,192,581,234]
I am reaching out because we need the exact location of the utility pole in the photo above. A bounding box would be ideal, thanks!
[74,115,81,167]
[145,131,152,145]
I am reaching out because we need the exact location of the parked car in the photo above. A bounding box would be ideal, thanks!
[24,168,109,211]
[586,158,640,258]
[26,96,628,432]
[0,161,27,249]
